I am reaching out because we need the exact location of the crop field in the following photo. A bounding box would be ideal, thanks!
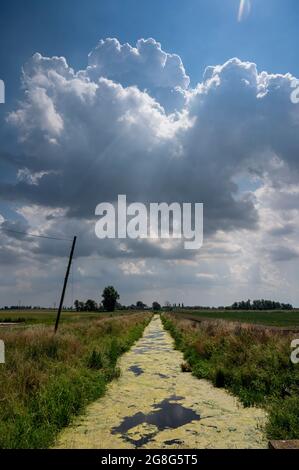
[173,309,299,328]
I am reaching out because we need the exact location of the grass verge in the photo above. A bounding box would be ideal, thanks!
[161,314,299,440]
[0,313,151,448]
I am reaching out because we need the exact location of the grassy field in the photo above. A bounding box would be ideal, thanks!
[162,313,299,440]
[2,308,299,328]
[0,309,143,326]
[173,309,299,328]
[0,312,151,448]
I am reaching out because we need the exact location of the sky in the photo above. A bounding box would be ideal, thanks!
[1,0,299,307]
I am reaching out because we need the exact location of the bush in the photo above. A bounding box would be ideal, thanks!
[214,368,226,388]
[181,362,192,372]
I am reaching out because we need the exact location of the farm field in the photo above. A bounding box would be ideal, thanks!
[174,309,299,328]
[0,309,142,326]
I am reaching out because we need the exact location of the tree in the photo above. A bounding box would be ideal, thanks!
[136,301,146,310]
[102,286,120,312]
[230,299,293,311]
[152,301,161,311]
[74,300,85,312]
[85,299,98,312]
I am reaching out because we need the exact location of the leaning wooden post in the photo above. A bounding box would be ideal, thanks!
[54,236,77,333]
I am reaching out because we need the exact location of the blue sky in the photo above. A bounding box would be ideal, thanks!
[1,1,299,307]
[1,0,299,107]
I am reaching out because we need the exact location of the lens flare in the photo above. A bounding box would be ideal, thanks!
[238,0,251,22]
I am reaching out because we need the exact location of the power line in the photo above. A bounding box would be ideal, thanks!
[1,227,73,242]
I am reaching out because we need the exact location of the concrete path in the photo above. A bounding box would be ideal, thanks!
[55,315,267,449]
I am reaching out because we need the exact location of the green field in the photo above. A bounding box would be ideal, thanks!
[0,309,142,326]
[174,309,299,328]
[2,308,299,328]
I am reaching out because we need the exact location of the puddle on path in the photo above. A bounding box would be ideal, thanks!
[128,365,144,376]
[111,395,200,446]
[55,315,267,449]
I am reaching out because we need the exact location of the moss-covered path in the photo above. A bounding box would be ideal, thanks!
[55,315,267,449]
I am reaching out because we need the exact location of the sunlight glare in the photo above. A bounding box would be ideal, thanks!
[238,0,251,22]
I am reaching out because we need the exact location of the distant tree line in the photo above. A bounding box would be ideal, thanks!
[1,306,48,311]
[1,296,294,313]
[74,286,120,312]
[231,299,293,310]
[74,286,154,313]
[74,286,117,312]
[74,299,99,312]
[74,292,173,314]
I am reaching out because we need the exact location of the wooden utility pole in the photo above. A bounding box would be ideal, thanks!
[54,236,77,333]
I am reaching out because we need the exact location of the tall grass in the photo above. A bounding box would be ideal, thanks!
[0,313,151,448]
[162,314,299,440]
